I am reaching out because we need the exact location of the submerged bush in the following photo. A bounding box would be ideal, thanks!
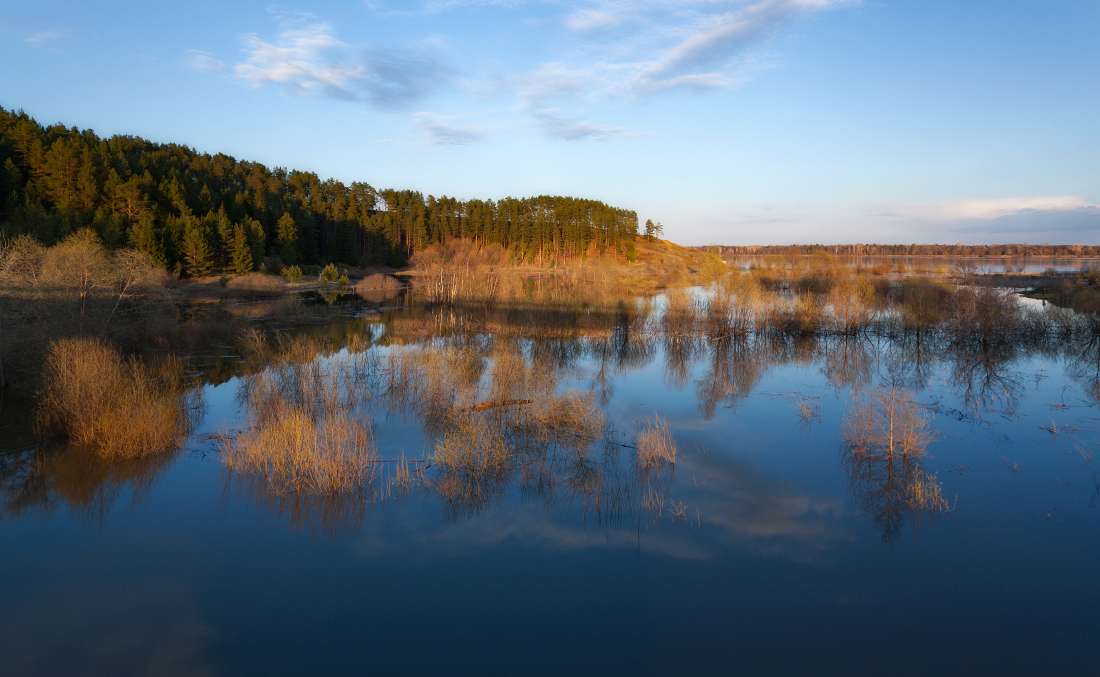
[842,387,933,457]
[355,273,402,302]
[222,408,378,497]
[356,273,402,292]
[38,337,199,459]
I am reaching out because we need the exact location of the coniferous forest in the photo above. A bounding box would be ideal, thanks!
[0,107,639,275]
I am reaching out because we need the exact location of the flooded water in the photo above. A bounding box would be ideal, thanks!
[2,294,1099,675]
[730,255,1100,275]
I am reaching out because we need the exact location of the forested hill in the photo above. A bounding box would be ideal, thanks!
[0,107,639,275]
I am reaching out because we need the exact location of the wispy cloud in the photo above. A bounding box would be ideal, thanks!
[186,50,225,71]
[410,112,494,145]
[530,108,646,141]
[200,21,450,108]
[190,2,857,142]
[25,30,70,45]
[542,0,859,97]
[636,0,856,91]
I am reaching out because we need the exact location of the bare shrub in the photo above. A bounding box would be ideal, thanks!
[843,387,933,456]
[38,337,199,459]
[949,286,1020,342]
[793,294,823,334]
[356,273,402,303]
[356,273,402,293]
[726,274,763,336]
[828,278,874,334]
[894,278,953,331]
[661,288,697,337]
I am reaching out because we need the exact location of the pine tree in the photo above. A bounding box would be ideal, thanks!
[276,211,297,263]
[128,214,164,266]
[230,224,253,275]
[183,220,214,277]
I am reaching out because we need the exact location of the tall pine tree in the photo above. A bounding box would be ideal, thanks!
[230,224,253,275]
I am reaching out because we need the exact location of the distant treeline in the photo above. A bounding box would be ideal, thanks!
[704,243,1100,258]
[0,107,639,275]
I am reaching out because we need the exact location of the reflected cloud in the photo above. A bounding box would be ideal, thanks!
[0,580,217,675]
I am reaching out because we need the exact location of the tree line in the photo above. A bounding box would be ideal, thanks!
[707,243,1100,258]
[0,107,639,276]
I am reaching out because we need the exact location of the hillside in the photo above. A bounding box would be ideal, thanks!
[0,107,639,276]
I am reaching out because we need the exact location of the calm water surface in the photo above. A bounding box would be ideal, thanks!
[1,296,1098,675]
[731,255,1100,275]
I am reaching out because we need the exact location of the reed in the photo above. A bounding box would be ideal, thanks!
[637,414,676,469]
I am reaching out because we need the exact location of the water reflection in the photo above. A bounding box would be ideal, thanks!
[8,291,1099,552]
[947,344,1023,412]
[217,336,690,536]
[1064,338,1100,405]
[841,387,950,544]
[695,338,766,419]
[822,337,874,389]
[0,443,180,525]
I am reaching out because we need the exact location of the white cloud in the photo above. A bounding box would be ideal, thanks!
[883,196,1097,221]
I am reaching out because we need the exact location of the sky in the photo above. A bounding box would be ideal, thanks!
[2,0,1097,246]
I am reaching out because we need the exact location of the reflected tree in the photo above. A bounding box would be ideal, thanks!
[841,387,951,544]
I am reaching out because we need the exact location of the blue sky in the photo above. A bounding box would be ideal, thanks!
[2,0,1097,245]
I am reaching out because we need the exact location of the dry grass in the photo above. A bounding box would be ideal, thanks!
[37,337,199,459]
[226,273,286,296]
[906,468,951,514]
[795,396,820,429]
[637,414,676,469]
